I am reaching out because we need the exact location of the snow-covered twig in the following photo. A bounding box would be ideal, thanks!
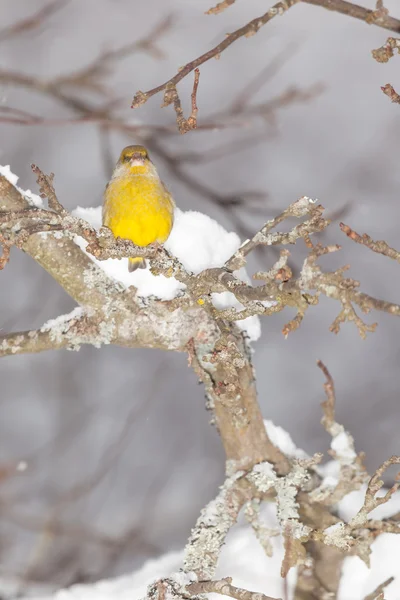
[183,473,249,579]
[322,456,400,564]
[244,500,279,558]
[309,361,368,504]
[225,196,326,271]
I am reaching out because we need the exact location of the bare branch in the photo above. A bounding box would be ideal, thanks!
[309,361,368,504]
[340,222,400,263]
[301,0,400,32]
[162,68,200,134]
[206,0,236,15]
[205,0,236,15]
[56,15,174,94]
[364,577,395,600]
[187,578,281,600]
[0,0,68,44]
[31,164,67,215]
[372,36,400,63]
[225,196,327,271]
[131,0,300,110]
[381,83,400,104]
[131,0,400,131]
[371,36,400,105]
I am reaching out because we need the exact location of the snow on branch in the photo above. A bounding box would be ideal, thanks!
[309,361,369,505]
[321,456,400,566]
[3,165,400,347]
[183,472,246,579]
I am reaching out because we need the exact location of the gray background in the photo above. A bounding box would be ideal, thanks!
[1,0,400,588]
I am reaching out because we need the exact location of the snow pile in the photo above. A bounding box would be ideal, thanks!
[0,165,43,208]
[73,206,264,341]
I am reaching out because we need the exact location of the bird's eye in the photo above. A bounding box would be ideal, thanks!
[124,154,131,162]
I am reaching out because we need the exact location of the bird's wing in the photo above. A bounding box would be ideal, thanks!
[102,182,110,221]
[162,181,176,207]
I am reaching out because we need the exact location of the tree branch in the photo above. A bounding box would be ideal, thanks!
[340,222,400,262]
[187,578,280,600]
[131,0,300,109]
[301,0,400,32]
[131,0,400,130]
[309,361,368,505]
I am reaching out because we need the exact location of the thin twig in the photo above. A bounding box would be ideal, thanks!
[381,83,400,104]
[206,0,237,15]
[301,0,400,32]
[31,164,66,215]
[131,0,300,109]
[340,222,400,263]
[0,0,68,43]
[187,578,281,600]
[162,69,200,134]
[364,577,394,600]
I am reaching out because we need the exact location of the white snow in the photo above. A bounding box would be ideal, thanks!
[0,165,44,208]
[264,419,308,459]
[331,430,357,464]
[339,534,399,600]
[40,307,84,334]
[72,206,263,341]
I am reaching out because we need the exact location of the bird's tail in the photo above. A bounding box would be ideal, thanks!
[128,257,147,272]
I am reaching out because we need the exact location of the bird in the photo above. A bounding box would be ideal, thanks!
[102,145,175,272]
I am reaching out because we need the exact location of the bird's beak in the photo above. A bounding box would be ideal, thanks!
[130,153,146,166]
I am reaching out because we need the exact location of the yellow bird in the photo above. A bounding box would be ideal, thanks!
[102,145,175,272]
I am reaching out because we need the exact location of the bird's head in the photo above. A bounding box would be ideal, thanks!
[115,145,154,176]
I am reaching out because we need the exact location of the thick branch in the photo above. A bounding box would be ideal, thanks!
[183,476,248,579]
[0,176,121,311]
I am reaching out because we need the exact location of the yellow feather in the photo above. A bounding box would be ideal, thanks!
[102,146,175,271]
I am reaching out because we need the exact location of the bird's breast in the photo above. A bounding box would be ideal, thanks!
[103,174,174,247]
